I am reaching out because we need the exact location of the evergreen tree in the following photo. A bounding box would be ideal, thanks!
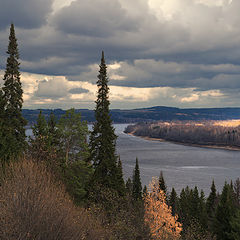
[214,182,236,240]
[132,158,142,200]
[116,157,126,196]
[206,180,217,232]
[126,177,133,194]
[192,186,200,219]
[143,185,148,199]
[158,171,167,194]
[229,209,240,240]
[0,89,4,119]
[0,89,5,149]
[169,187,178,216]
[206,180,217,215]
[179,186,192,230]
[63,159,93,205]
[89,51,124,194]
[199,190,208,230]
[1,23,27,163]
[234,178,240,206]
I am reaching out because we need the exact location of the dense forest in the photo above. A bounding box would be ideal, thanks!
[22,106,240,125]
[1,24,240,240]
[125,121,240,149]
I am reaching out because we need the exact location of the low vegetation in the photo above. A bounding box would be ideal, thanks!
[0,159,109,240]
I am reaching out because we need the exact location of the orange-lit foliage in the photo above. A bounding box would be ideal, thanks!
[144,177,182,240]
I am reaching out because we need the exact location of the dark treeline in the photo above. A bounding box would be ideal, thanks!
[22,106,240,125]
[1,23,240,240]
[166,176,240,240]
[125,121,240,148]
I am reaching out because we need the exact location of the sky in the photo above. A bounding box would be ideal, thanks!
[0,0,240,109]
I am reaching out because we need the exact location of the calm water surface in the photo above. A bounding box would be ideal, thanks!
[114,124,240,195]
[26,124,240,195]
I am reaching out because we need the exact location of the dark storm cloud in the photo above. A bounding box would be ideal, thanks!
[52,0,140,37]
[107,59,240,90]
[0,0,54,30]
[69,87,89,94]
[2,0,240,109]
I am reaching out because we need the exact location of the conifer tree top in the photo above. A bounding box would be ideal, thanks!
[7,23,19,58]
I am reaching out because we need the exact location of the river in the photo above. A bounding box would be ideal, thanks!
[114,124,240,195]
[26,124,240,195]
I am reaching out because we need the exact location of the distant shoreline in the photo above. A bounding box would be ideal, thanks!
[126,132,240,151]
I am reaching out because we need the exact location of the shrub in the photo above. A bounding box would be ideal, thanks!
[0,159,109,240]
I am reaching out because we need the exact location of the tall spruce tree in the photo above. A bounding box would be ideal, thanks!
[89,51,124,194]
[199,190,208,230]
[116,157,126,196]
[191,186,200,219]
[0,89,5,165]
[214,182,236,240]
[169,187,178,216]
[132,157,142,200]
[1,23,26,163]
[206,180,217,231]
[0,89,4,118]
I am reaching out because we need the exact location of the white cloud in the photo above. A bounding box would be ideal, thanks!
[180,94,199,103]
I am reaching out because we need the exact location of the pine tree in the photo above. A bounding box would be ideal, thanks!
[206,180,217,232]
[0,89,4,118]
[199,190,208,230]
[0,89,6,166]
[191,186,200,219]
[158,171,167,194]
[234,178,240,206]
[132,157,142,201]
[126,177,133,194]
[89,51,123,193]
[229,209,240,239]
[206,180,217,215]
[1,23,27,163]
[116,157,126,196]
[214,182,236,240]
[169,187,178,216]
[143,185,148,198]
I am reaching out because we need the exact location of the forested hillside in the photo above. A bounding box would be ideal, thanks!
[23,106,240,125]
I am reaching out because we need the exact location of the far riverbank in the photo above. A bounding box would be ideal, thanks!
[126,132,240,151]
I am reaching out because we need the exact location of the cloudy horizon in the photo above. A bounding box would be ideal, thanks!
[0,0,240,109]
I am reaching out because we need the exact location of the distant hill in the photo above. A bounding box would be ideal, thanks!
[22,106,240,125]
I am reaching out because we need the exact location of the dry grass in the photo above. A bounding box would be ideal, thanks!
[0,159,109,240]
